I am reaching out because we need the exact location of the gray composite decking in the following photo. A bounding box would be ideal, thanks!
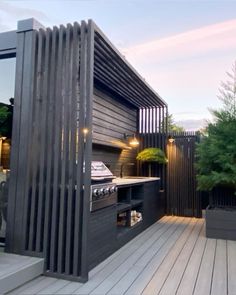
[7,216,236,295]
[0,253,44,294]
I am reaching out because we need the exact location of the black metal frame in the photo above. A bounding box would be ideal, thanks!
[1,18,168,282]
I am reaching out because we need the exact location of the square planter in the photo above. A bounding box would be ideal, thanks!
[205,205,236,241]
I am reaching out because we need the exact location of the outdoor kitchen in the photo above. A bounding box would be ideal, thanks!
[0,18,167,284]
[89,160,161,269]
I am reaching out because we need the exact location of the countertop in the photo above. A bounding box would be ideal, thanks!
[112,177,160,186]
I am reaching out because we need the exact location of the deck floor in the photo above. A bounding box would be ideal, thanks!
[7,216,236,295]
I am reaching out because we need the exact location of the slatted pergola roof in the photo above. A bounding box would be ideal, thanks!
[93,23,167,109]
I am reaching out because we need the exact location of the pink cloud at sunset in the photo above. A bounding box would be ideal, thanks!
[119,19,236,128]
[122,19,236,64]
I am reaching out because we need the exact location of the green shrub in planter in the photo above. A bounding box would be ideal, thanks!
[196,64,236,195]
[196,62,236,240]
[196,119,236,193]
[136,147,167,176]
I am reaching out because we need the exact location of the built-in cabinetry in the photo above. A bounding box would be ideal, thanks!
[89,205,117,269]
[88,179,163,270]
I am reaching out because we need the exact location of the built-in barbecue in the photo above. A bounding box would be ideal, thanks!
[90,161,117,212]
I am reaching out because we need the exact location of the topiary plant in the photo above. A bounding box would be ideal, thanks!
[136,147,168,176]
[136,147,168,163]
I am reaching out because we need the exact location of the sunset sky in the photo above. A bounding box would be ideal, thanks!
[1,0,236,130]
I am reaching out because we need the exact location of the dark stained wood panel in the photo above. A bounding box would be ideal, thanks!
[92,88,138,176]
[92,88,138,148]
[92,144,137,177]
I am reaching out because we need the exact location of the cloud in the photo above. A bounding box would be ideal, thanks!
[121,19,236,64]
[118,19,236,122]
[176,119,208,132]
[0,1,49,22]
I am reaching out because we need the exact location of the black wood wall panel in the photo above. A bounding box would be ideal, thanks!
[92,88,138,176]
[92,144,136,177]
[92,88,137,147]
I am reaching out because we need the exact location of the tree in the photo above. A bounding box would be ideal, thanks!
[196,62,236,193]
[166,114,185,132]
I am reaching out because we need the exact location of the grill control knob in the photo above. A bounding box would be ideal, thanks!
[104,187,110,195]
[114,186,118,192]
[93,189,98,196]
[98,188,105,196]
[109,186,117,193]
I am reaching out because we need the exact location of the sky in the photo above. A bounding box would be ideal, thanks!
[1,0,236,130]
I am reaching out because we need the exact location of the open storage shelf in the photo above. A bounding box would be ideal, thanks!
[116,184,144,238]
[130,199,143,208]
[117,203,131,213]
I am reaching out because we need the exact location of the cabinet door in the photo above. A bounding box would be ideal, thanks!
[143,181,163,226]
[88,205,116,269]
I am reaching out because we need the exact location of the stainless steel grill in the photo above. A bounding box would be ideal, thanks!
[90,161,117,212]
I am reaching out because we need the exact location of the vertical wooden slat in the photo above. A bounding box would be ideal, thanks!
[36,28,48,253]
[21,30,37,251]
[73,21,86,277]
[28,29,44,251]
[6,30,28,253]
[80,19,95,282]
[143,108,146,133]
[50,25,65,272]
[43,27,56,269]
[65,22,80,275]
[57,23,71,274]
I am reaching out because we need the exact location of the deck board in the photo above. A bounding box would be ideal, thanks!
[8,216,236,295]
[193,238,216,295]
[227,240,236,295]
[176,226,207,295]
[90,217,181,295]
[141,218,199,295]
[37,279,69,294]
[55,282,83,294]
[158,219,204,295]
[211,239,227,295]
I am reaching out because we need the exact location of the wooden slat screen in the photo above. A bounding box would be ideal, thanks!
[6,21,94,281]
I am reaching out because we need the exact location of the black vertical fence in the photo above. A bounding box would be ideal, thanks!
[166,132,202,218]
[210,187,236,207]
[6,21,94,281]
[139,132,202,218]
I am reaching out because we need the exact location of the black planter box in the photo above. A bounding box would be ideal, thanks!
[205,205,236,241]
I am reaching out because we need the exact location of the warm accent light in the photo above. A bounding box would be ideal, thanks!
[83,128,89,135]
[124,133,139,147]
[168,135,175,144]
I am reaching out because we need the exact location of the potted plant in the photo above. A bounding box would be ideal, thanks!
[136,147,168,177]
[196,62,236,240]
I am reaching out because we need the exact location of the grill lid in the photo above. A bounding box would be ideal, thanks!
[91,161,115,181]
